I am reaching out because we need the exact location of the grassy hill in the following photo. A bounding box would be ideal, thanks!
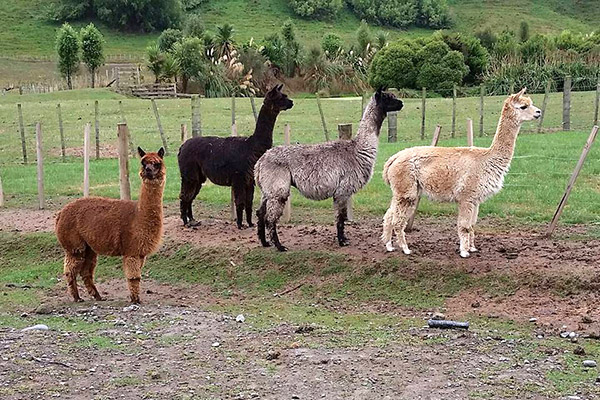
[0,0,598,59]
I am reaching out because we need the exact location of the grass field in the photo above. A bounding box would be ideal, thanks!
[0,0,598,59]
[0,88,599,224]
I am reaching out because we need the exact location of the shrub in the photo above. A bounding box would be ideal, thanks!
[281,20,302,76]
[183,14,205,39]
[322,33,343,58]
[415,40,468,91]
[437,32,489,84]
[475,27,497,50]
[181,0,208,11]
[146,44,166,83]
[56,23,80,90]
[80,23,105,88]
[368,41,417,89]
[518,21,530,42]
[158,29,184,53]
[289,0,343,19]
[46,0,91,21]
[347,0,451,29]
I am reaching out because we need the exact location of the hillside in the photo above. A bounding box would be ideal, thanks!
[0,0,598,59]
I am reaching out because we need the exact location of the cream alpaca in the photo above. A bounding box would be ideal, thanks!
[382,89,541,258]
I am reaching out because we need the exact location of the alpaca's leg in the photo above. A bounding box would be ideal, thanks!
[232,181,246,229]
[333,196,350,246]
[256,198,270,247]
[469,203,480,253]
[392,197,415,255]
[123,256,143,304]
[381,201,397,252]
[266,197,287,252]
[64,253,84,302]
[457,202,475,258]
[80,247,102,301]
[245,183,255,228]
[180,175,204,227]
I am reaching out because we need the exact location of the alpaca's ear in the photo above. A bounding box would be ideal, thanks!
[515,87,527,98]
[277,84,284,91]
[375,87,383,101]
[157,147,165,159]
[137,147,146,158]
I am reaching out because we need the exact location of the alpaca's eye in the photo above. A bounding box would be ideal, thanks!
[520,105,528,110]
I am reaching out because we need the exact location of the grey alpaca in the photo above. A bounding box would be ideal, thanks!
[254,89,404,251]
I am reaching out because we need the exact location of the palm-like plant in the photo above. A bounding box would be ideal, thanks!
[215,23,235,60]
[161,52,180,83]
[146,44,165,83]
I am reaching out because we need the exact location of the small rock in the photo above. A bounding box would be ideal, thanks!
[266,351,280,360]
[21,324,49,332]
[295,325,314,334]
[569,332,577,339]
[560,332,570,338]
[114,319,126,327]
[122,304,140,312]
[212,342,221,348]
[583,360,597,368]
[567,396,582,400]
[431,312,445,321]
[33,304,53,315]
[582,315,593,324]
[236,314,245,323]
[529,318,537,323]
[574,346,586,356]
[471,301,480,308]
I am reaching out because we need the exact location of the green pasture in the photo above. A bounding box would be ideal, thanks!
[0,88,599,224]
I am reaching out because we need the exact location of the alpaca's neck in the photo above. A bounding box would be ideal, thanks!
[136,179,164,228]
[249,106,279,149]
[354,100,385,152]
[488,106,521,162]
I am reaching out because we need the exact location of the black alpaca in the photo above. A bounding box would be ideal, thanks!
[178,85,293,228]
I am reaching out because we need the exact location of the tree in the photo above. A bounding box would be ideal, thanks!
[94,0,182,32]
[161,52,180,83]
[415,40,468,91]
[215,23,235,60]
[80,23,105,88]
[173,37,206,92]
[281,20,302,77]
[356,20,373,58]
[56,23,80,90]
[146,44,165,83]
[437,32,489,84]
[289,0,343,19]
[158,29,183,52]
[183,14,204,39]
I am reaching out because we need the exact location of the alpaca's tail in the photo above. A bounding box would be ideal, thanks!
[382,153,401,186]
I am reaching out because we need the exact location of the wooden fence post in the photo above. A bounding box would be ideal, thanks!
[282,124,292,223]
[119,100,135,158]
[406,124,442,232]
[231,95,236,132]
[151,99,169,155]
[421,87,426,140]
[479,84,484,137]
[451,85,457,138]
[546,125,598,237]
[94,100,100,159]
[250,95,258,122]
[338,123,353,221]
[17,104,27,164]
[230,120,238,220]
[388,111,398,143]
[537,80,551,133]
[594,79,599,127]
[117,123,131,201]
[315,93,330,141]
[83,123,91,197]
[191,96,201,137]
[35,123,45,210]
[0,174,4,208]
[467,118,474,147]
[57,104,66,162]
[563,75,571,131]
[181,123,188,142]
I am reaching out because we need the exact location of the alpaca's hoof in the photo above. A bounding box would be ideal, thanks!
[94,295,104,301]
[338,240,350,247]
[385,242,395,252]
[460,250,470,258]
[402,248,412,255]
[248,222,255,228]
[469,247,479,253]
[260,241,271,248]
[185,220,200,228]
[73,297,84,303]
[276,245,288,252]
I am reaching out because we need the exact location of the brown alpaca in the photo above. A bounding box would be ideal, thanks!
[382,89,541,258]
[55,147,165,303]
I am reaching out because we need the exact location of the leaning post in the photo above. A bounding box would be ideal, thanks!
[151,99,169,155]
[117,123,131,201]
[563,75,571,131]
[537,80,551,133]
[546,125,598,237]
[83,123,91,197]
[17,103,27,164]
[315,93,330,141]
[35,123,45,209]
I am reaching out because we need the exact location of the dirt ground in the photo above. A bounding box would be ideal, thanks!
[1,208,600,399]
